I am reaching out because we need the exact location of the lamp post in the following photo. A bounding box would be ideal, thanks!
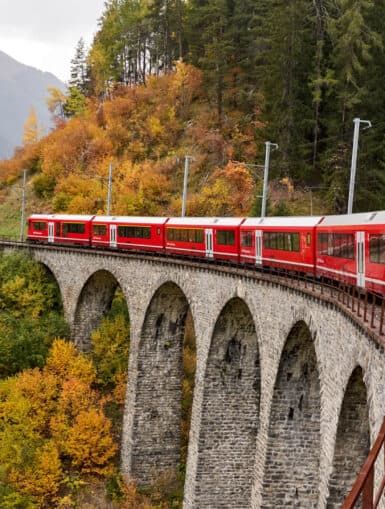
[261,141,279,219]
[107,162,113,216]
[182,155,194,217]
[20,169,27,241]
[347,118,371,214]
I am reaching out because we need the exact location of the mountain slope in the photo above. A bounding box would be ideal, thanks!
[0,50,65,159]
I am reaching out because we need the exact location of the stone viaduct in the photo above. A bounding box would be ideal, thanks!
[4,243,385,508]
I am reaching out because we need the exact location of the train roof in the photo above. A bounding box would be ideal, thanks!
[166,217,245,227]
[29,214,95,221]
[94,216,169,225]
[242,216,324,227]
[320,211,385,227]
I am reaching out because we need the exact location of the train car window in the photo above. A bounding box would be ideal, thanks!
[93,224,107,236]
[118,226,151,239]
[166,228,204,243]
[62,223,85,236]
[264,232,300,252]
[317,233,354,259]
[369,234,385,264]
[306,233,311,246]
[217,229,235,246]
[241,231,253,247]
[157,228,161,235]
[33,221,46,230]
[317,233,329,254]
[55,223,60,236]
[332,233,354,259]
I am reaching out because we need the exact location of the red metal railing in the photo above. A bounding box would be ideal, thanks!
[342,417,385,509]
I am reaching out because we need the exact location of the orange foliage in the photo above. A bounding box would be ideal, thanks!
[11,441,63,505]
[188,161,254,216]
[64,409,117,475]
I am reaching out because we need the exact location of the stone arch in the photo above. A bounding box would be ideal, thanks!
[35,261,65,311]
[262,320,321,508]
[130,281,194,485]
[326,366,370,508]
[194,297,260,509]
[73,269,120,350]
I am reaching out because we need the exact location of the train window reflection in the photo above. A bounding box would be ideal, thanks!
[241,231,253,247]
[317,233,354,259]
[369,234,385,264]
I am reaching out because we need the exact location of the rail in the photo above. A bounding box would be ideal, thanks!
[342,417,385,508]
[1,238,385,349]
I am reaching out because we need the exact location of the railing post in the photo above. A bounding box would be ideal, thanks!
[380,299,385,336]
[371,295,376,329]
[364,292,369,322]
[357,289,361,317]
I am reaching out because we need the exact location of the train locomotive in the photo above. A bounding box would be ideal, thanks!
[27,211,385,295]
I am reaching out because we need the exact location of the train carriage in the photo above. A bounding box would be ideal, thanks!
[90,216,169,251]
[316,211,385,294]
[240,216,323,274]
[27,214,95,246]
[165,217,245,262]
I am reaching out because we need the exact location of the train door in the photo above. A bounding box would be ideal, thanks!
[110,224,117,248]
[356,231,365,288]
[48,222,54,243]
[256,230,262,265]
[205,229,214,258]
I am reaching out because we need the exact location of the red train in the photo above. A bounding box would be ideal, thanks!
[27,211,385,295]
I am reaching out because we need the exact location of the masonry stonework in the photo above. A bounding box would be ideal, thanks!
[8,245,385,509]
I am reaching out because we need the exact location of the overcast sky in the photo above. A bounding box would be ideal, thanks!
[0,0,106,82]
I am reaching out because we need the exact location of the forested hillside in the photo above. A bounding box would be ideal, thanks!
[2,0,385,216]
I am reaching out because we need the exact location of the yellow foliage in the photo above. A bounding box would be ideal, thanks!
[45,339,96,386]
[64,409,117,475]
[0,339,118,502]
[17,441,62,505]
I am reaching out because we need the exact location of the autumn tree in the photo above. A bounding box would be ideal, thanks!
[22,107,42,146]
[46,86,66,122]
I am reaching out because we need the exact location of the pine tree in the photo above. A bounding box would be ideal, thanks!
[69,38,90,96]
[260,0,315,181]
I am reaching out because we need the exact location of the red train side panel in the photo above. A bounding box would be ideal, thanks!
[28,214,95,246]
[165,217,245,262]
[90,216,168,251]
[240,216,322,275]
[316,211,385,294]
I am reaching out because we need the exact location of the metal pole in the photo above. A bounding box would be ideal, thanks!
[107,162,113,216]
[261,141,278,219]
[20,169,27,241]
[310,188,313,216]
[182,155,190,217]
[347,118,371,214]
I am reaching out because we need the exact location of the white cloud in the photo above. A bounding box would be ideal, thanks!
[0,0,106,81]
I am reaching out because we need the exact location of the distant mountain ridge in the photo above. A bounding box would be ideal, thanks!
[0,50,65,159]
